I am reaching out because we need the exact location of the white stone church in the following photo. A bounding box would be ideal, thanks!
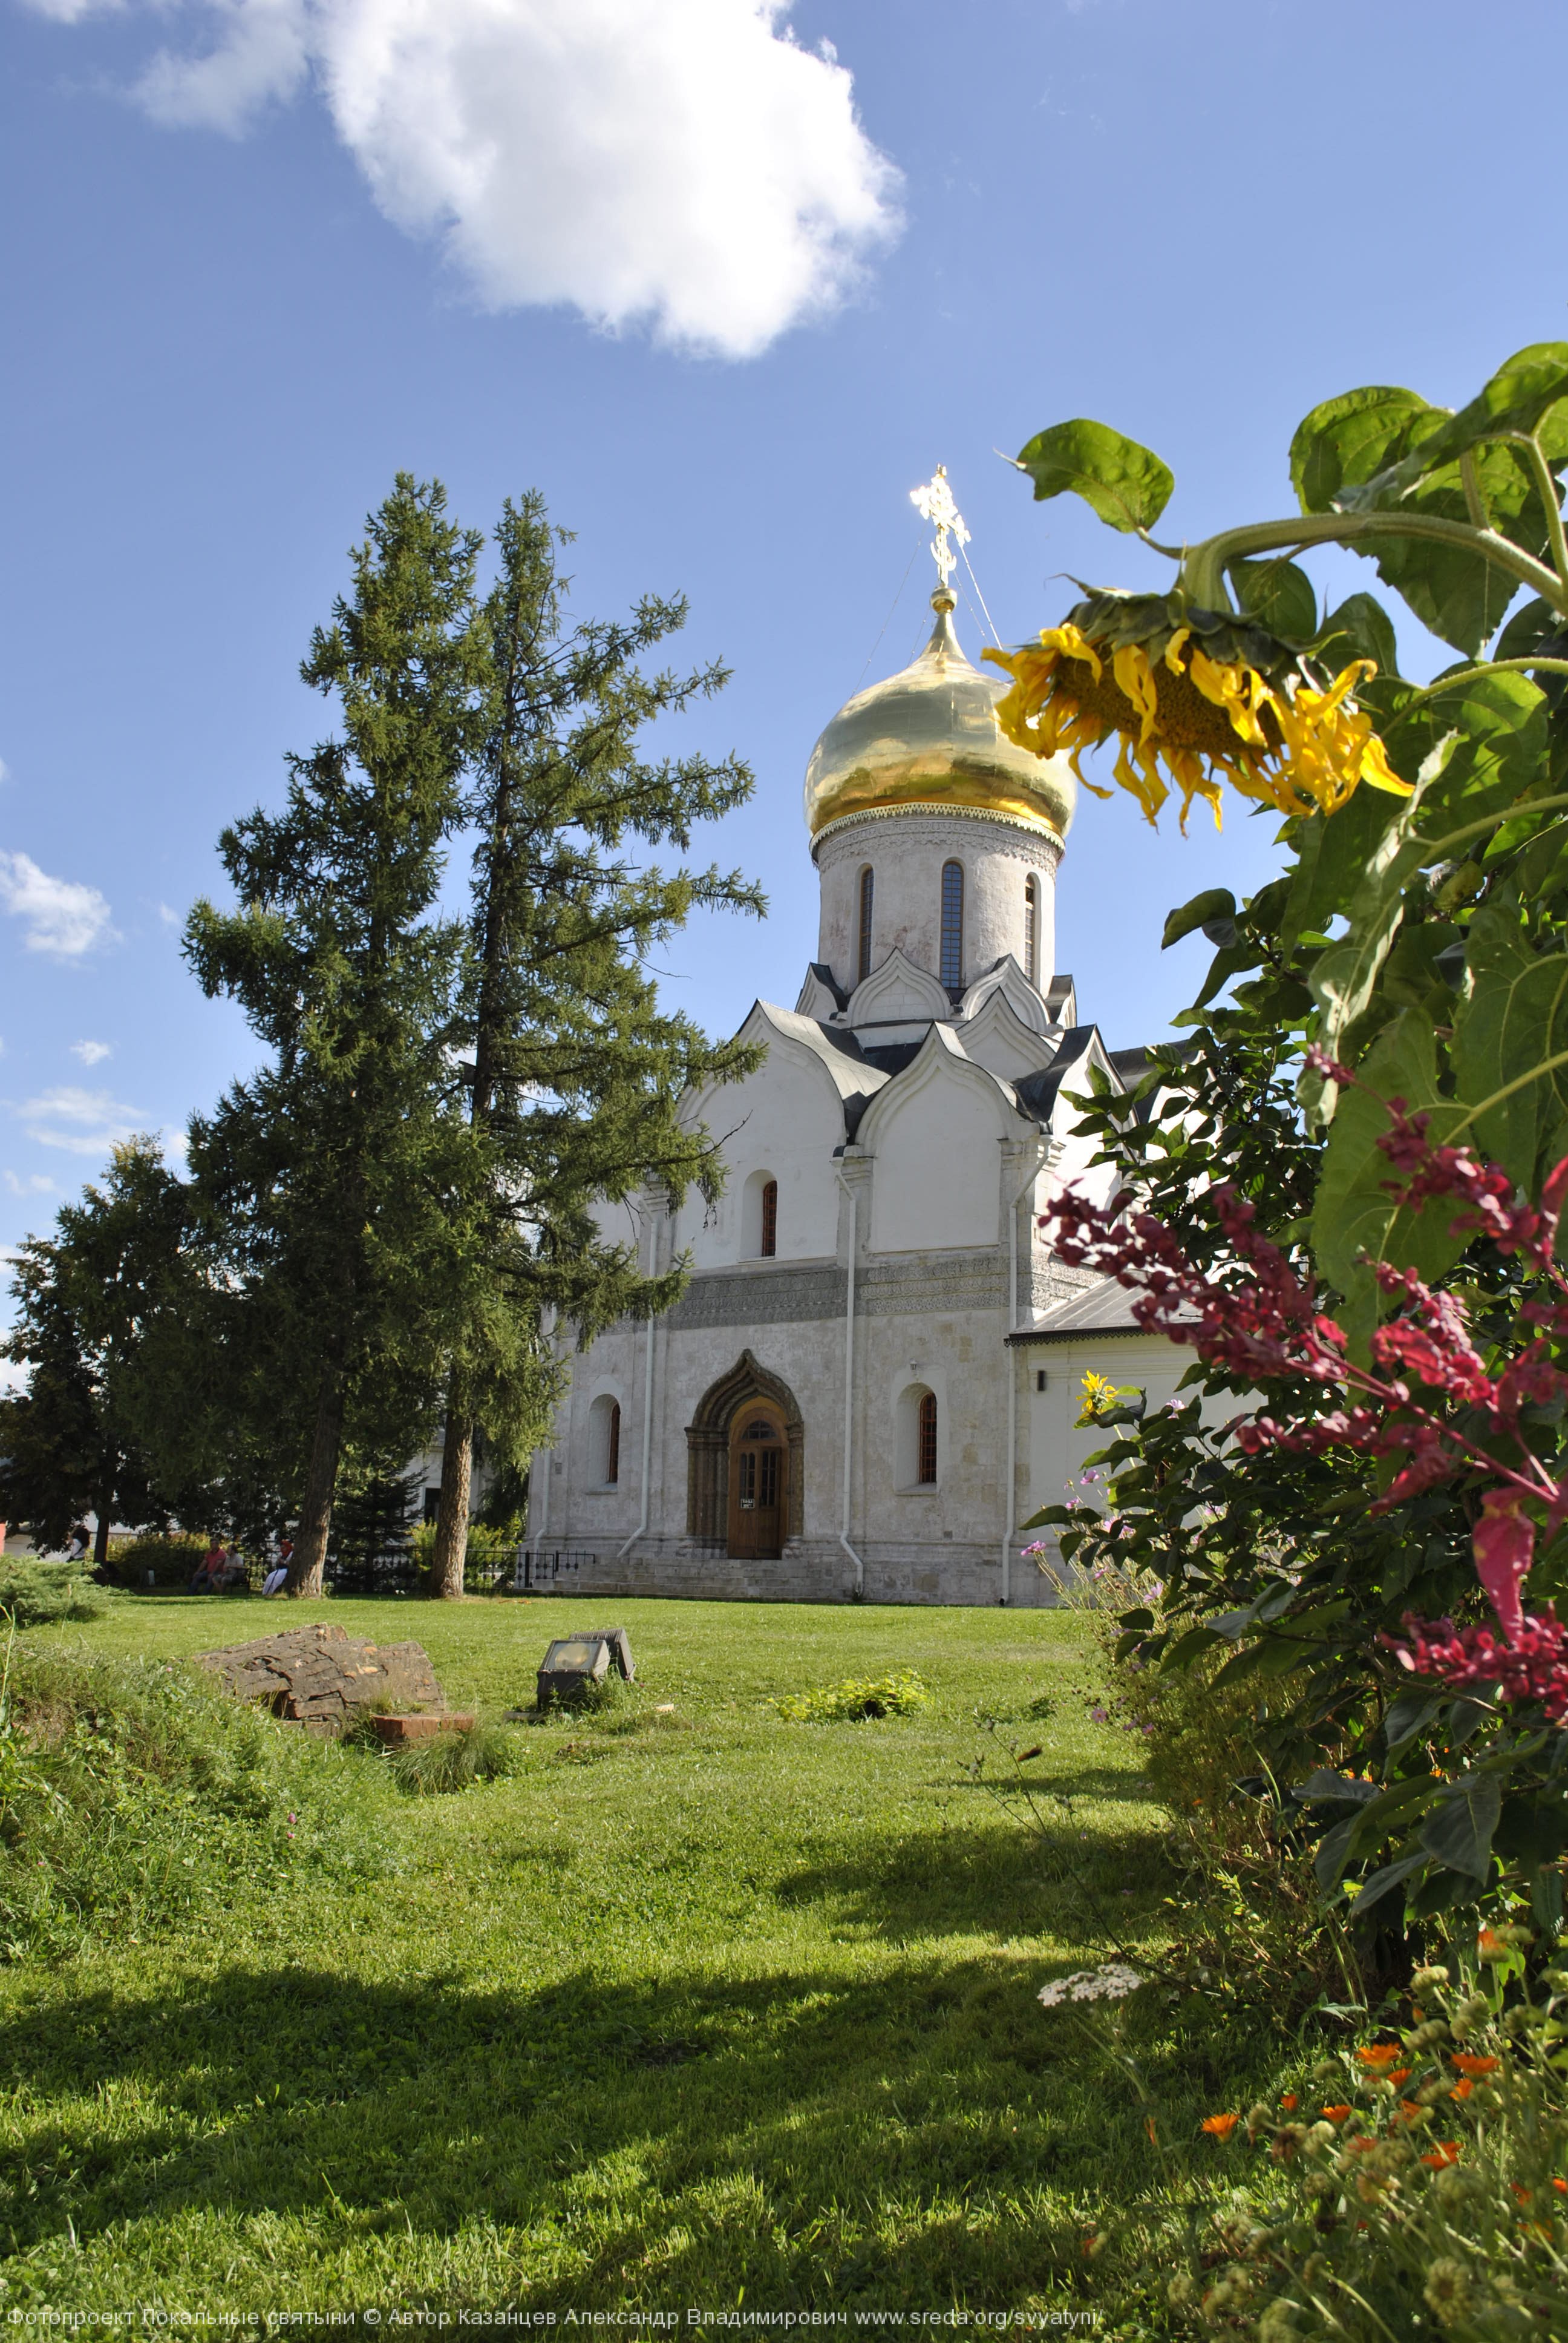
[518,543,1193,1608]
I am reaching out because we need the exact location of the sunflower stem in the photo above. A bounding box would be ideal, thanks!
[1388,656,1568,716]
[1459,450,1489,532]
[1180,511,1568,623]
[1515,431,1568,594]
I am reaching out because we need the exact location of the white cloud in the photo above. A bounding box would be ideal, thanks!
[2,1172,56,1196]
[25,0,902,359]
[19,1086,146,1155]
[71,1040,113,1066]
[0,851,114,957]
[157,902,181,928]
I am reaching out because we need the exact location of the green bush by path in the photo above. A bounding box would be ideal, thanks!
[0,1560,105,1629]
[774,1670,930,1722]
[0,1597,1285,2322]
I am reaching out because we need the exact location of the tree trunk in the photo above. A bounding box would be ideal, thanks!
[93,1480,113,1573]
[288,1374,345,1596]
[430,1388,472,1599]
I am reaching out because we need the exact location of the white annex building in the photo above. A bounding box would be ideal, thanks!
[520,496,1191,1608]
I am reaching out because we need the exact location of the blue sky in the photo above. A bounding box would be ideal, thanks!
[2,0,1564,1300]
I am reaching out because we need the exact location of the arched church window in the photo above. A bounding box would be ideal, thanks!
[857,867,874,982]
[760,1179,777,1257]
[940,861,964,990]
[1024,873,1039,985]
[917,1391,938,1484]
[589,1393,621,1486]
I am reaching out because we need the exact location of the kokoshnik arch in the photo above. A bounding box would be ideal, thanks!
[516,482,1204,1605]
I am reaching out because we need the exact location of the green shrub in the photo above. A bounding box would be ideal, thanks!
[775,1671,929,1723]
[106,1531,210,1589]
[0,1643,387,1958]
[408,1519,519,1587]
[0,1561,106,1628]
[385,1720,526,1795]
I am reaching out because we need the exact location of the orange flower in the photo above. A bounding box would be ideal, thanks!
[1201,2112,1240,2140]
[1355,2045,1403,2071]
[1279,2094,1298,2111]
[1422,2141,1462,2169]
[1554,2178,1568,2197]
[1396,2100,1425,2124]
[1347,2135,1378,2154]
[1513,2183,1533,2207]
[1478,1928,1509,1961]
[1451,2053,1500,2077]
[1449,2079,1474,2102]
[1321,2105,1353,2123]
[1145,2115,1158,2146]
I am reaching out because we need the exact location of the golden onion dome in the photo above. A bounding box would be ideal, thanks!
[803,586,1077,843]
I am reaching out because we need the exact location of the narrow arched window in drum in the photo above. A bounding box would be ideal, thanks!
[940,861,964,991]
[606,1401,620,1486]
[917,1391,938,1484]
[857,866,874,982]
[760,1179,777,1258]
[1024,873,1039,985]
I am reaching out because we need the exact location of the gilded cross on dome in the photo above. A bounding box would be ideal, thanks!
[909,466,970,589]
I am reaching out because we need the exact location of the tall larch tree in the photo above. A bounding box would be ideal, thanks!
[427,491,763,1598]
[185,476,487,1596]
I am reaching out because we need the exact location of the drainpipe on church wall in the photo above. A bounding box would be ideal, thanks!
[833,1158,866,1599]
[524,1305,560,1578]
[1002,1141,1049,1605]
[616,1184,665,1563]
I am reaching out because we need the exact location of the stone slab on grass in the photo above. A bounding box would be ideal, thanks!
[368,1712,475,1746]
[195,1621,445,1735]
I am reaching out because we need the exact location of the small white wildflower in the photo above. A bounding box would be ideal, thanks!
[1037,1962,1145,2008]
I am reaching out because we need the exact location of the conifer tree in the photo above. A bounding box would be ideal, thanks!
[0,1139,189,1564]
[185,477,486,1596]
[427,493,763,1598]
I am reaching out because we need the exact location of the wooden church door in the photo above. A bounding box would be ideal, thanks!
[728,1405,787,1559]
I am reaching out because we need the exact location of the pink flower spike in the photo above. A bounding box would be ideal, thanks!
[1474,1492,1535,1648]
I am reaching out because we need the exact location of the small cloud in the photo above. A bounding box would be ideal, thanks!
[157,903,180,929]
[0,758,10,786]
[71,1041,112,1067]
[2,1171,56,1196]
[19,1085,145,1155]
[160,1124,191,1166]
[0,852,115,957]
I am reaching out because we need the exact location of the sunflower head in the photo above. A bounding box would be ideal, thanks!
[984,588,1410,831]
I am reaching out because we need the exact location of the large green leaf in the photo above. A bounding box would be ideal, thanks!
[1312,1010,1474,1351]
[1342,344,1568,509]
[1313,591,1401,682]
[1302,736,1457,1086]
[1012,419,1174,534]
[1280,781,1403,950]
[1161,888,1236,951]
[1451,897,1568,1188]
[1400,668,1547,827]
[1419,1774,1503,1882]
[1290,385,1439,516]
[1292,356,1568,654]
[1229,556,1316,643]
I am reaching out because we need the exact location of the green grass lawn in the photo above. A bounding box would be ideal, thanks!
[0,1594,1257,2322]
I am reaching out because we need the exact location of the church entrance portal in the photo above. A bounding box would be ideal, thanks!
[727,1403,788,1559]
[685,1349,805,1558]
